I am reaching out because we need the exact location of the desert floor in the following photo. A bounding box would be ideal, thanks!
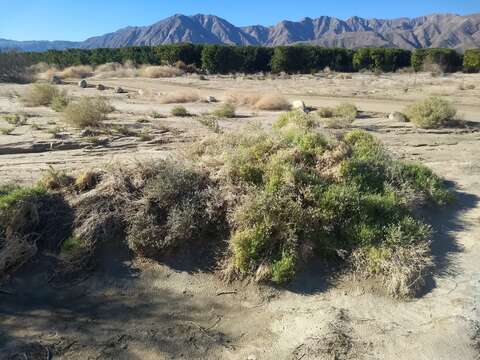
[1,72,480,359]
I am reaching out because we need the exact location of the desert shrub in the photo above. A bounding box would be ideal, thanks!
[188,114,450,296]
[50,91,70,112]
[318,103,358,128]
[0,184,73,270]
[126,161,225,257]
[171,106,190,117]
[406,97,456,129]
[196,116,222,133]
[334,103,358,121]
[317,107,334,118]
[225,92,290,111]
[63,97,114,128]
[159,91,199,104]
[254,95,291,111]
[139,65,184,78]
[212,103,236,118]
[21,83,61,107]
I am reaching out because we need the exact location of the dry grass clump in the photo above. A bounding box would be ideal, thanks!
[35,65,94,80]
[2,113,28,127]
[94,61,137,79]
[75,170,101,192]
[254,94,291,111]
[38,166,74,190]
[159,91,199,104]
[139,65,184,78]
[58,65,94,79]
[21,83,61,107]
[0,184,73,276]
[212,103,236,118]
[405,97,457,129]
[225,92,290,111]
[63,97,114,128]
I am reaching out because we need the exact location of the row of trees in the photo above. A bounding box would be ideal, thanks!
[2,44,480,78]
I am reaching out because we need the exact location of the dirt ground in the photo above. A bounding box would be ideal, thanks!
[1,72,480,359]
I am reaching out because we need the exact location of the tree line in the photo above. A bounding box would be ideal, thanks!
[2,44,480,79]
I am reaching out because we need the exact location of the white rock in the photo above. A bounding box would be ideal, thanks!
[207,96,217,103]
[291,100,306,112]
[247,355,257,360]
[78,79,88,88]
[388,111,408,122]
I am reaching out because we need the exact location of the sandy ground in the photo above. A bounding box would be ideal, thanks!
[0,72,480,359]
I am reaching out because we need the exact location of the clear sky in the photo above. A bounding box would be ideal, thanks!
[1,0,479,41]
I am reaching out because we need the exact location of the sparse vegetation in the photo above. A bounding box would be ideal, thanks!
[2,114,28,127]
[406,97,457,129]
[63,97,114,128]
[38,166,74,190]
[171,106,190,117]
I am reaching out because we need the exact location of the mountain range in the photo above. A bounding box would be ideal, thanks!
[2,13,480,52]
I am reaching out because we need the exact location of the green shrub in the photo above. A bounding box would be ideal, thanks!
[189,116,450,295]
[63,97,114,128]
[170,105,189,117]
[406,97,456,128]
[212,103,236,118]
[411,49,463,73]
[2,114,28,126]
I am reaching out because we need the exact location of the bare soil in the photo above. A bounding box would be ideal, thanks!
[1,72,480,359]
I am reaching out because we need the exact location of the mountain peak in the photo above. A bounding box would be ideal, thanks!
[2,13,480,52]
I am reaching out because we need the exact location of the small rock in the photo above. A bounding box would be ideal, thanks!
[50,75,62,84]
[78,79,88,88]
[247,355,257,360]
[291,100,306,112]
[96,84,106,91]
[207,96,217,103]
[115,86,126,94]
[138,89,146,96]
[388,111,408,122]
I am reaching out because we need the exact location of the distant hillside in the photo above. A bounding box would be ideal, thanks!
[2,13,480,52]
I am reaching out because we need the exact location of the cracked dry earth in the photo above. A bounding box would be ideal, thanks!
[1,73,480,359]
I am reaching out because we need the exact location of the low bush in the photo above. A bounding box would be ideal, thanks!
[406,97,456,129]
[2,114,28,127]
[171,106,190,117]
[21,83,61,107]
[318,103,358,128]
[50,91,70,112]
[212,103,236,118]
[63,97,114,128]
[225,92,290,111]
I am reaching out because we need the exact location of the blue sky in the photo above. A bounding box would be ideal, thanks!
[1,0,479,41]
